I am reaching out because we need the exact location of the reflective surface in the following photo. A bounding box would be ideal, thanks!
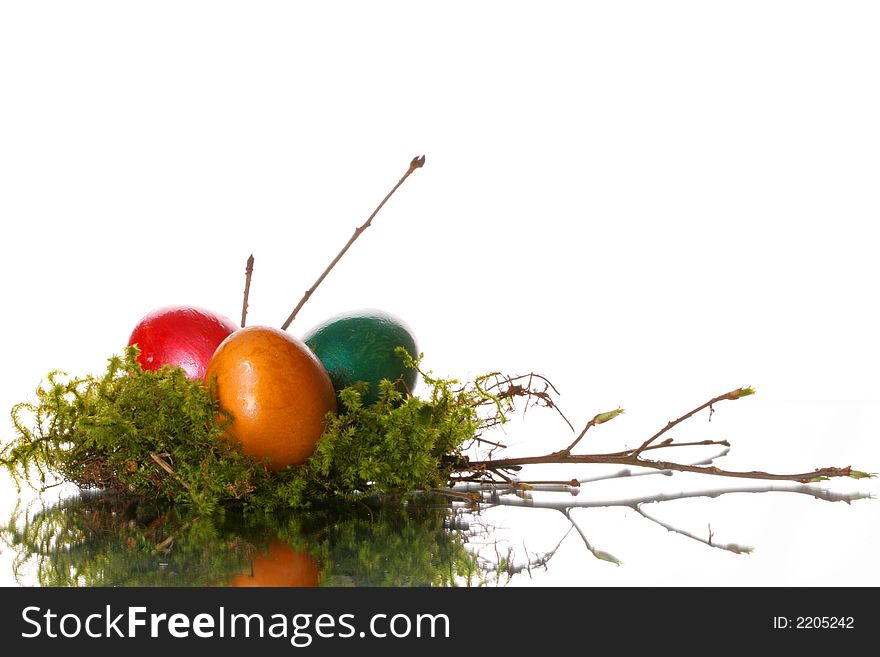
[0,492,485,587]
[1,470,874,587]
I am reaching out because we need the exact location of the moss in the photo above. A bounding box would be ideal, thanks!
[2,346,499,514]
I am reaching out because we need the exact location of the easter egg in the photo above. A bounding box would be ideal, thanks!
[203,326,337,470]
[128,305,238,380]
[229,540,320,587]
[302,309,418,404]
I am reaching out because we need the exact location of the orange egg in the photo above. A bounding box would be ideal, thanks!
[229,540,320,587]
[204,326,337,470]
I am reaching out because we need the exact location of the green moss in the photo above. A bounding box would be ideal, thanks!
[2,346,498,514]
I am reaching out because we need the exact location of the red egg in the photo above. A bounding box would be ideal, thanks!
[128,305,238,380]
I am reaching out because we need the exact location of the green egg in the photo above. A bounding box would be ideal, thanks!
[302,309,418,404]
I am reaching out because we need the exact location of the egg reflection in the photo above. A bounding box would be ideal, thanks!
[228,540,320,587]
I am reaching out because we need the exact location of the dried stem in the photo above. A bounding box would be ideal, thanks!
[240,254,254,328]
[457,446,732,491]
[476,372,575,432]
[149,452,191,492]
[280,155,426,330]
[468,436,508,450]
[559,410,617,456]
[467,451,854,484]
[604,439,731,457]
[560,422,595,457]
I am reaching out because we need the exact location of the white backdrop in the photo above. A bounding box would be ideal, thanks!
[1,1,878,586]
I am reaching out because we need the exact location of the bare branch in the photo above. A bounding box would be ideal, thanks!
[632,387,754,457]
[240,254,254,328]
[457,385,862,486]
[280,155,425,330]
[466,450,855,484]
[559,408,625,456]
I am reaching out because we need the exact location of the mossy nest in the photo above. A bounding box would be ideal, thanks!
[1,346,494,515]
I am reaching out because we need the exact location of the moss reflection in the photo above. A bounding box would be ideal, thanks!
[0,492,482,587]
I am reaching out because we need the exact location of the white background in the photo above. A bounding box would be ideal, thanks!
[1,1,878,586]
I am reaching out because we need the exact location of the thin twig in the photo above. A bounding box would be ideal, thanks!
[149,452,191,492]
[632,387,753,457]
[280,155,426,330]
[469,436,508,450]
[450,442,730,492]
[559,408,625,456]
[560,417,597,456]
[477,372,575,432]
[518,479,581,487]
[466,451,854,484]
[602,439,731,458]
[240,254,254,328]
